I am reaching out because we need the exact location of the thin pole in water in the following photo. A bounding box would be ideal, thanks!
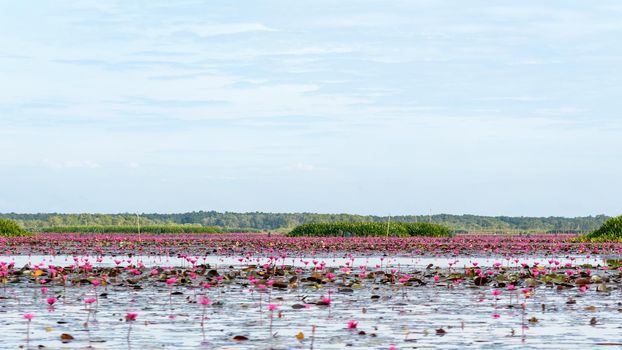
[136,213,140,241]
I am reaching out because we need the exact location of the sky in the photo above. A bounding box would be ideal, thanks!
[1,0,621,216]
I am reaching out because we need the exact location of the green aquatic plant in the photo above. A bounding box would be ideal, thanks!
[287,222,452,237]
[0,219,30,237]
[581,215,622,242]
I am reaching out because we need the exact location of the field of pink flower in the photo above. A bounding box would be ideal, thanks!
[1,233,621,349]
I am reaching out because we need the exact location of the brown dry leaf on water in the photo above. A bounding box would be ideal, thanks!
[60,333,74,343]
[232,335,249,341]
[295,331,304,341]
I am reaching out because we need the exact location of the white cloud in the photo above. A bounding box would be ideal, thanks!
[172,23,276,37]
[286,163,316,172]
[43,160,101,169]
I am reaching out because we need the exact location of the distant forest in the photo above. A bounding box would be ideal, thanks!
[0,212,610,233]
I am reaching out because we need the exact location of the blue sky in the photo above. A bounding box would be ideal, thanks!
[1,0,621,216]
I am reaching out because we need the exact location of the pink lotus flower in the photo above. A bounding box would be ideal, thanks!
[491,290,502,297]
[84,298,97,304]
[46,297,57,306]
[166,277,177,285]
[23,313,34,321]
[347,320,358,329]
[268,303,279,311]
[125,313,138,322]
[199,297,211,306]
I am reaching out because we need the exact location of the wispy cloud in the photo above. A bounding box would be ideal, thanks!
[43,159,102,169]
[1,0,621,215]
[286,163,317,172]
[174,23,277,37]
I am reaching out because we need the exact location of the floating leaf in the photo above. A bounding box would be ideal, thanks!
[60,333,74,343]
[473,277,488,286]
[596,284,610,292]
[295,331,304,341]
[232,335,249,341]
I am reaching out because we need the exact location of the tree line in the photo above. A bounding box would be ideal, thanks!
[0,212,610,233]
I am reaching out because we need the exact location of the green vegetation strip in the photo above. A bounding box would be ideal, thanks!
[287,222,452,237]
[1,212,608,233]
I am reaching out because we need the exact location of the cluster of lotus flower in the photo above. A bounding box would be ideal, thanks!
[2,233,622,257]
[2,233,621,348]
